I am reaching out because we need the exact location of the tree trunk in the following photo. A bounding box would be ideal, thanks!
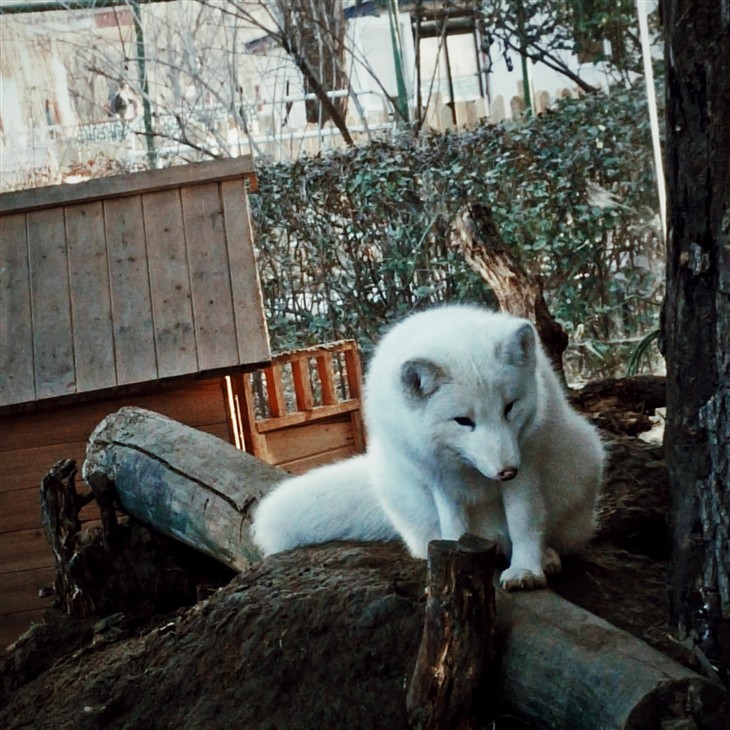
[662,0,730,681]
[451,203,569,379]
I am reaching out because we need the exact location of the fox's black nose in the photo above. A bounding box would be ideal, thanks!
[497,468,518,481]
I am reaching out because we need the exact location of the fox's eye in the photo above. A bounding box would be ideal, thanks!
[504,401,516,418]
[454,416,476,429]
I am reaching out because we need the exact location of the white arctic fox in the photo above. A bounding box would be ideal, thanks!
[252,305,605,590]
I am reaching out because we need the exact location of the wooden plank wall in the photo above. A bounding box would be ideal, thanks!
[0,157,270,408]
[0,378,233,649]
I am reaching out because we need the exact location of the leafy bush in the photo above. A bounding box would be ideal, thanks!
[250,82,663,378]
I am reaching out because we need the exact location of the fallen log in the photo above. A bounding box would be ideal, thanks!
[495,589,726,729]
[570,374,666,415]
[83,406,284,571]
[77,408,727,728]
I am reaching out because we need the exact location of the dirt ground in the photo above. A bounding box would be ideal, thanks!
[0,434,721,729]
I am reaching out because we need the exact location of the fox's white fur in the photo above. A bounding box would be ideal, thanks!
[252,305,605,590]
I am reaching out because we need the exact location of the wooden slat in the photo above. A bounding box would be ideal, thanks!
[265,364,287,417]
[0,441,88,494]
[220,179,270,365]
[27,207,75,399]
[234,373,268,459]
[281,445,357,475]
[142,189,198,378]
[0,213,35,406]
[0,527,54,573]
[263,417,354,465]
[0,378,230,454]
[0,566,55,615]
[197,423,231,442]
[0,157,256,214]
[181,183,239,371]
[255,400,360,433]
[344,347,363,400]
[316,352,338,406]
[0,486,99,534]
[291,357,315,411]
[65,201,117,393]
[271,340,357,365]
[104,195,158,385]
[350,410,367,453]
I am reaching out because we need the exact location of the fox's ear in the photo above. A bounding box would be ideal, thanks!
[401,359,447,400]
[503,323,537,368]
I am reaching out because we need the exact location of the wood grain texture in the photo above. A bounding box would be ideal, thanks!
[0,379,229,453]
[104,195,157,385]
[27,208,75,399]
[0,377,233,648]
[0,567,55,615]
[495,588,726,729]
[0,214,35,406]
[1,157,256,214]
[1,159,267,408]
[83,407,282,571]
[65,201,116,393]
[220,179,270,364]
[0,486,98,534]
[181,183,239,371]
[263,417,354,466]
[407,536,497,730]
[0,528,54,573]
[142,189,198,378]
[316,352,338,405]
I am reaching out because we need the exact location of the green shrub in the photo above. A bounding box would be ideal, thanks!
[250,82,663,378]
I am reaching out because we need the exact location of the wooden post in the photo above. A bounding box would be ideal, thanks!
[316,351,338,406]
[291,356,314,411]
[407,534,497,730]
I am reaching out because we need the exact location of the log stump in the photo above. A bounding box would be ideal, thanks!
[407,535,497,730]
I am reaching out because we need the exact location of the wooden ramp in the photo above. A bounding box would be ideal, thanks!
[227,341,366,474]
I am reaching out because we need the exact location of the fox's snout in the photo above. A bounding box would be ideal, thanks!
[497,467,518,481]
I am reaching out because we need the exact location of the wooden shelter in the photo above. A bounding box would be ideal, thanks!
[0,158,276,645]
[0,158,368,647]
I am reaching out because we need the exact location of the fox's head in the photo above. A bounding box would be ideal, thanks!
[400,321,541,482]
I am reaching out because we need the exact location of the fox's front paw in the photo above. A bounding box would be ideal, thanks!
[499,565,547,591]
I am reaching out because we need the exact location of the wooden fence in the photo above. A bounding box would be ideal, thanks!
[229,341,365,474]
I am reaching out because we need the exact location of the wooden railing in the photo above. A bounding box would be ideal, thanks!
[225,341,365,474]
